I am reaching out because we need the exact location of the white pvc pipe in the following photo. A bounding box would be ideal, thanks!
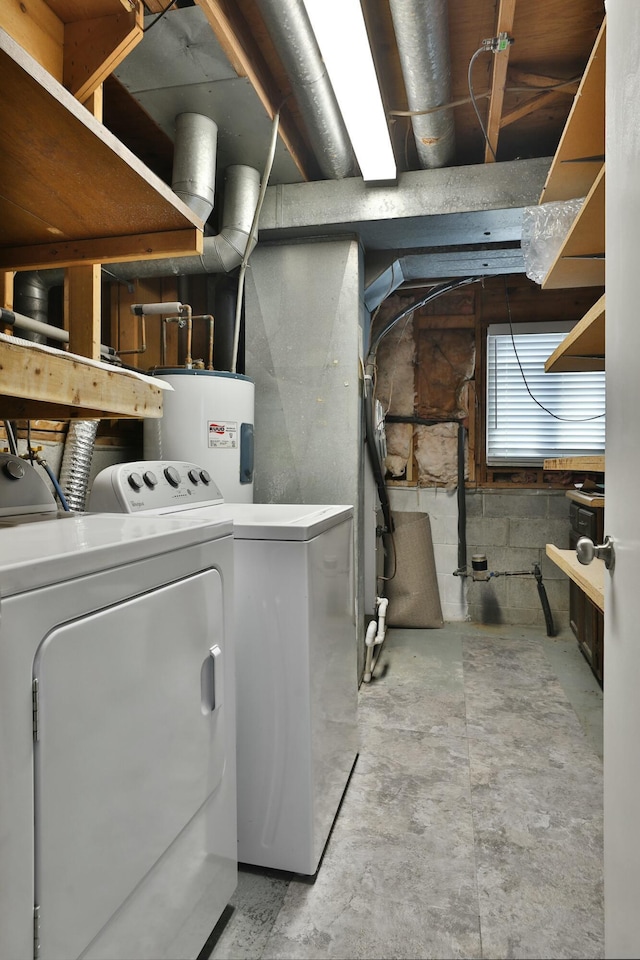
[363,618,379,683]
[375,597,389,645]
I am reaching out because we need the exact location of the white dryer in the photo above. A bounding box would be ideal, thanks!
[89,460,359,876]
[0,455,236,960]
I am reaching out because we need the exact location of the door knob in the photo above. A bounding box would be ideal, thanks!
[576,535,615,570]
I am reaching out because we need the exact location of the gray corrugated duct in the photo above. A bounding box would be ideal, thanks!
[107,164,261,281]
[255,0,357,180]
[389,0,456,169]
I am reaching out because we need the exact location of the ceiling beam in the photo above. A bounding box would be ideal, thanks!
[194,0,316,181]
[501,89,571,129]
[484,0,516,163]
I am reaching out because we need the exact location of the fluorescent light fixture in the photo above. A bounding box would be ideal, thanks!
[302,0,397,182]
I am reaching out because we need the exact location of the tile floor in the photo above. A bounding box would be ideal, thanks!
[204,621,604,960]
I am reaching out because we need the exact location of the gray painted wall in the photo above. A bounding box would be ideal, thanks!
[243,237,368,677]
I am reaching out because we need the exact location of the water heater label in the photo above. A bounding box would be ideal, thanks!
[208,420,237,448]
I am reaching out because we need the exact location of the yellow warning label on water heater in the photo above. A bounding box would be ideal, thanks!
[208,420,237,448]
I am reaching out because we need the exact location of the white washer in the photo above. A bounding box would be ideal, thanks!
[0,455,237,960]
[89,460,359,876]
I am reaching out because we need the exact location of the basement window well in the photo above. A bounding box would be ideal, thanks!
[486,322,605,466]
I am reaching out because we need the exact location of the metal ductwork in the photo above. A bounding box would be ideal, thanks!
[13,272,50,344]
[255,0,357,180]
[389,0,456,169]
[108,164,262,280]
[171,112,218,222]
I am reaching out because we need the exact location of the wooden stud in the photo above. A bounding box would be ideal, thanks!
[83,81,103,121]
[1,271,15,310]
[501,89,570,129]
[65,264,101,359]
[484,0,516,163]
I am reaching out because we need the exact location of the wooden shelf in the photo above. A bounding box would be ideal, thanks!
[546,544,604,611]
[544,456,605,472]
[539,18,606,204]
[0,26,204,271]
[541,164,605,290]
[566,489,605,509]
[0,334,164,419]
[545,293,605,372]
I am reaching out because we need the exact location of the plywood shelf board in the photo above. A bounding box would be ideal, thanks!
[544,456,605,471]
[541,164,605,290]
[0,26,204,270]
[545,293,605,372]
[539,17,606,204]
[546,544,605,611]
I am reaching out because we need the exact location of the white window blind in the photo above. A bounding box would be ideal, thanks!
[486,322,605,465]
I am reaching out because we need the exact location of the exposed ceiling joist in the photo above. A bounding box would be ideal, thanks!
[484,0,517,162]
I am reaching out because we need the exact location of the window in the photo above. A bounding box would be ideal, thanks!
[486,322,605,465]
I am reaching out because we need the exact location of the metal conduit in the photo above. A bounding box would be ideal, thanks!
[389,0,456,169]
[255,0,357,180]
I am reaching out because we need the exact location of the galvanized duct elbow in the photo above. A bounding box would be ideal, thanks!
[389,0,456,169]
[255,0,357,180]
[171,113,218,222]
[107,165,262,280]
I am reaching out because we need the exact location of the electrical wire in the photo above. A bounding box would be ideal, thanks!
[231,109,281,373]
[502,278,605,423]
[143,0,179,33]
[3,420,18,455]
[468,46,497,161]
[389,76,581,118]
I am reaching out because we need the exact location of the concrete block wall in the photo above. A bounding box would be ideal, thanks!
[466,489,569,630]
[388,486,570,630]
[388,486,467,622]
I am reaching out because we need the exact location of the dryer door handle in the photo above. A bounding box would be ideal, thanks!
[200,644,223,713]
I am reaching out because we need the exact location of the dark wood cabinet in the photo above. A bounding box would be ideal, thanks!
[569,500,604,687]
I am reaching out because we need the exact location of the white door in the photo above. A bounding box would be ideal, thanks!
[604,3,640,956]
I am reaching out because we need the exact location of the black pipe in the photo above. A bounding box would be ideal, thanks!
[457,422,467,574]
[364,276,481,538]
[534,562,556,637]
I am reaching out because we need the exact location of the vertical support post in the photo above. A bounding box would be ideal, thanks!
[65,264,101,359]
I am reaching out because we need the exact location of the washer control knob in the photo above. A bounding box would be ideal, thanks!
[188,469,200,484]
[200,470,211,485]
[164,466,181,488]
[143,470,158,489]
[127,472,143,491]
[3,458,25,480]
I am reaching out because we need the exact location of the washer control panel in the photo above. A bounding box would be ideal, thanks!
[88,461,225,514]
[0,453,58,518]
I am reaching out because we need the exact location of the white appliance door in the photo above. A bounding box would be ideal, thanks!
[33,569,226,960]
[605,4,640,956]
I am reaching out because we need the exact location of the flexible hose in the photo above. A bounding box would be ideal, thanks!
[40,460,71,512]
